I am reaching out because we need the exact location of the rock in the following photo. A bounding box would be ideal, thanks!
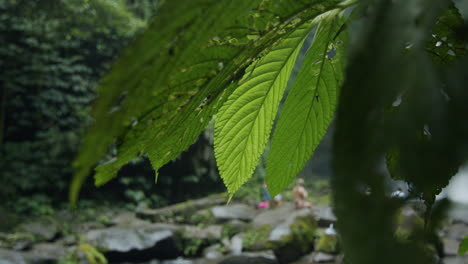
[17,218,61,241]
[161,257,194,264]
[241,250,277,260]
[443,256,468,264]
[25,242,68,263]
[312,206,336,228]
[181,225,222,257]
[313,252,336,263]
[0,241,68,263]
[219,255,278,264]
[203,244,224,259]
[190,209,215,226]
[229,234,244,255]
[267,209,314,242]
[444,223,468,240]
[242,226,273,251]
[290,252,336,264]
[443,238,460,256]
[86,224,182,262]
[252,203,296,228]
[270,212,317,264]
[0,232,35,251]
[61,235,77,246]
[222,220,247,239]
[110,211,148,226]
[183,225,222,241]
[11,240,31,251]
[0,248,27,264]
[211,204,255,222]
[137,194,226,223]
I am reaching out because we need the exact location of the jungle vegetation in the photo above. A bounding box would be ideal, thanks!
[2,0,468,263]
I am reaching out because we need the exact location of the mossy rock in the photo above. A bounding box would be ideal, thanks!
[316,234,339,254]
[222,220,247,239]
[190,209,215,226]
[272,214,317,263]
[242,225,273,251]
[0,232,36,250]
[16,217,62,242]
[394,207,425,241]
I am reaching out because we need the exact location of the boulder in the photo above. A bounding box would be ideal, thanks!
[290,252,337,264]
[229,234,243,255]
[110,211,148,227]
[0,243,69,264]
[211,204,255,222]
[183,225,222,241]
[252,203,296,228]
[161,257,195,264]
[242,226,273,251]
[203,244,224,259]
[26,242,68,263]
[0,232,35,251]
[17,218,61,241]
[190,209,215,226]
[312,206,336,228]
[222,220,247,239]
[443,238,460,256]
[137,194,226,223]
[444,223,468,241]
[443,256,468,264]
[270,211,317,264]
[85,224,182,262]
[181,225,222,257]
[0,248,27,264]
[314,252,336,263]
[219,254,278,264]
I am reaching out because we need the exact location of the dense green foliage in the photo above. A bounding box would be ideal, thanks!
[72,0,352,203]
[0,0,147,210]
[332,0,468,263]
[66,0,466,263]
[1,0,223,213]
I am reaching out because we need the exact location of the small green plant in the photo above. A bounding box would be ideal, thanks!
[183,237,204,256]
[59,240,107,264]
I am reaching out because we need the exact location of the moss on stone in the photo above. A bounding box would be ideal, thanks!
[242,225,273,251]
[190,209,215,226]
[278,215,317,253]
[316,234,339,254]
[222,220,245,238]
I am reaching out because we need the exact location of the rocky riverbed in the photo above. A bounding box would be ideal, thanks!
[1,194,467,264]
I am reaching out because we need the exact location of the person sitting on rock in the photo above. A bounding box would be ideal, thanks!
[257,182,270,209]
[293,178,312,209]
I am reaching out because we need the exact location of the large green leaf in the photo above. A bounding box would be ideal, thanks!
[426,1,467,65]
[214,22,313,196]
[266,11,347,196]
[71,0,343,204]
